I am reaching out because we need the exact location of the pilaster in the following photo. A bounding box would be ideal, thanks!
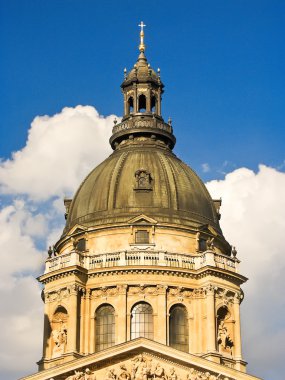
[205,285,217,355]
[156,285,167,344]
[116,284,128,344]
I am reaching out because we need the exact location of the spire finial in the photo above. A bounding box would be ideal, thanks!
[138,21,146,52]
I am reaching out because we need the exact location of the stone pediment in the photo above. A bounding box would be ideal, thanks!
[20,339,261,380]
[198,224,218,237]
[67,225,87,237]
[128,215,157,225]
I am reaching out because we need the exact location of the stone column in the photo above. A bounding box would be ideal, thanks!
[233,292,243,360]
[205,285,216,353]
[124,94,128,116]
[116,285,128,344]
[156,285,167,344]
[83,289,92,354]
[146,86,151,112]
[157,89,161,116]
[42,292,52,359]
[67,284,79,353]
[79,289,85,354]
[134,84,138,113]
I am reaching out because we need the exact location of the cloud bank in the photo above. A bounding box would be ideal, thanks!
[0,106,114,379]
[0,106,284,380]
[0,106,114,200]
[206,166,285,379]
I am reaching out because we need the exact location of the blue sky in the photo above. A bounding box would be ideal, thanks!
[1,2,285,380]
[1,0,284,180]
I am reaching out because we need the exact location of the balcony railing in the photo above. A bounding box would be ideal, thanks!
[45,250,238,275]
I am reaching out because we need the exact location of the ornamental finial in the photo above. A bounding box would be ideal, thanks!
[138,21,146,52]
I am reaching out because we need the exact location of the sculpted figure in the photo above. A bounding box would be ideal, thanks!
[105,369,116,380]
[206,237,214,250]
[52,321,67,357]
[153,363,165,380]
[217,322,234,354]
[187,368,197,380]
[131,354,148,380]
[65,371,84,380]
[118,364,131,380]
[85,368,96,380]
[105,368,116,380]
[169,367,178,380]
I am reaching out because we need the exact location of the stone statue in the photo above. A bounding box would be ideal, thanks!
[206,237,214,250]
[65,371,84,380]
[153,363,166,380]
[118,364,131,380]
[169,367,178,380]
[217,321,234,354]
[51,320,67,357]
[187,368,197,380]
[105,369,116,380]
[131,355,149,380]
[48,246,53,258]
[84,368,96,380]
[231,246,237,258]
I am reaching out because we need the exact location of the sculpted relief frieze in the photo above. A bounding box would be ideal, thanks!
[168,287,205,300]
[45,284,85,303]
[60,354,233,380]
[215,288,236,306]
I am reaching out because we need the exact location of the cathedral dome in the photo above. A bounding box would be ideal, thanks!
[61,23,229,254]
[65,143,221,234]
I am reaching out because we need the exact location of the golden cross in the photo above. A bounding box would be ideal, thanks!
[138,21,146,52]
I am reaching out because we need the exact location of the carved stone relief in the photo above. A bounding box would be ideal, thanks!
[217,321,234,356]
[62,354,232,380]
[168,287,205,299]
[46,284,84,303]
[134,169,153,191]
[216,288,235,306]
[216,304,234,356]
[51,309,68,358]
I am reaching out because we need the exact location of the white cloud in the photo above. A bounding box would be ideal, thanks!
[0,106,116,200]
[206,165,285,379]
[0,200,45,288]
[0,276,43,377]
[201,163,210,173]
[0,199,45,378]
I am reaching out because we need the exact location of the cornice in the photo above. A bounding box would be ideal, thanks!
[39,264,247,286]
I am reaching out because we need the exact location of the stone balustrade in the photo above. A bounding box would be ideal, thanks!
[112,117,173,135]
[45,250,238,274]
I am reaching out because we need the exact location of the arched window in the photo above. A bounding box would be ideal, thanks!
[151,96,156,113]
[169,304,188,352]
[95,304,115,352]
[131,302,153,340]
[138,94,146,112]
[128,97,134,114]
